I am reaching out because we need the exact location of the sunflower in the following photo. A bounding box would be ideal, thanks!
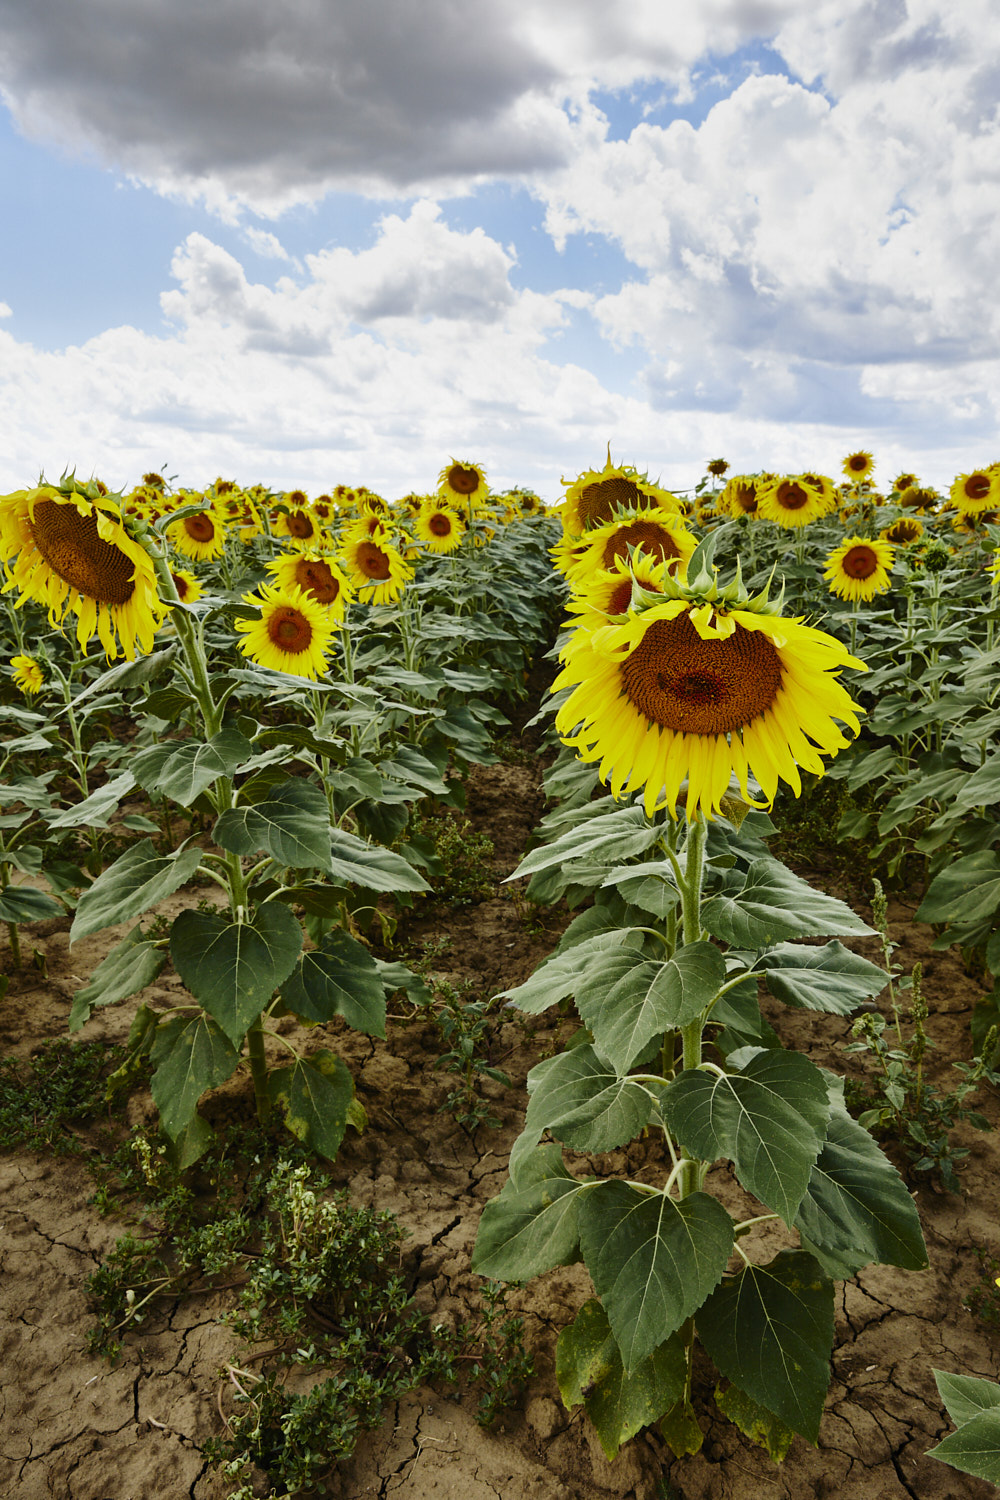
[555,585,865,820]
[11,653,44,694]
[235,581,337,680]
[823,536,895,602]
[438,459,489,509]
[170,568,204,605]
[567,507,697,589]
[757,475,832,529]
[950,470,1000,515]
[342,528,413,605]
[566,549,669,626]
[559,456,681,538]
[706,458,730,478]
[273,504,327,549]
[415,500,466,554]
[881,517,923,546]
[842,451,875,481]
[893,472,918,495]
[267,550,353,620]
[167,499,227,561]
[720,476,761,519]
[0,483,163,660]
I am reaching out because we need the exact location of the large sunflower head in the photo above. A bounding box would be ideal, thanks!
[823,535,895,603]
[554,568,865,820]
[438,459,489,509]
[266,550,353,619]
[558,456,681,538]
[757,475,833,529]
[415,500,466,554]
[235,581,338,680]
[0,482,164,660]
[842,450,875,482]
[342,527,413,605]
[167,497,228,561]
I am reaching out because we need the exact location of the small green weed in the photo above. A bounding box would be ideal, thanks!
[0,1039,123,1154]
[963,1246,1000,1328]
[413,811,497,905]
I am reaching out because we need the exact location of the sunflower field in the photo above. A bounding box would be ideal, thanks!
[2,452,1000,1499]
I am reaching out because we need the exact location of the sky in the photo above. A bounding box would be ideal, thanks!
[1,0,998,502]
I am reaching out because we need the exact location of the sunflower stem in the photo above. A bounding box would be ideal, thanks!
[246,1017,272,1125]
[151,553,223,736]
[676,814,708,1200]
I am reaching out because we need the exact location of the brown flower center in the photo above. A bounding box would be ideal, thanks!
[171,571,190,601]
[356,542,391,580]
[886,520,920,544]
[774,481,809,511]
[842,545,878,579]
[964,474,991,502]
[295,559,340,604]
[577,476,643,528]
[619,611,782,735]
[287,510,316,539]
[30,500,136,606]
[429,512,453,537]
[732,483,758,514]
[184,513,217,543]
[447,465,481,495]
[267,606,312,653]
[601,519,681,569]
[847,455,870,473]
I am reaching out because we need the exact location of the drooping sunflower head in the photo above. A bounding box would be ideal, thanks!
[823,535,895,603]
[235,580,338,680]
[842,450,875,482]
[559,456,681,538]
[554,580,866,820]
[892,472,918,495]
[902,486,940,514]
[10,653,44,694]
[438,459,489,509]
[415,500,466,554]
[267,550,353,618]
[0,482,165,660]
[950,470,1000,515]
[167,497,228,561]
[757,474,833,529]
[142,471,167,492]
[706,458,730,478]
[881,517,923,546]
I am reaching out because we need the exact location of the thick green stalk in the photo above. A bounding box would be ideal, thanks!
[677,814,708,1198]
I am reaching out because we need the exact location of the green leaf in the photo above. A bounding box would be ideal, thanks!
[267,1050,354,1161]
[498,930,640,1016]
[916,850,1000,926]
[281,930,387,1036]
[714,1383,796,1461]
[327,827,430,893]
[664,1050,830,1222]
[215,780,332,871]
[0,886,63,924]
[577,942,727,1074]
[758,942,888,1015]
[44,770,136,829]
[170,903,303,1046]
[71,840,204,942]
[927,1405,1000,1484]
[150,1013,240,1138]
[794,1106,927,1275]
[578,1183,733,1371]
[658,1397,705,1457]
[69,924,167,1031]
[702,858,873,948]
[934,1370,1000,1428]
[472,1143,590,1280]
[70,646,177,704]
[524,1043,653,1154]
[601,860,679,919]
[696,1250,834,1443]
[511,805,659,881]
[133,727,252,807]
[557,1298,685,1460]
[162,1112,215,1170]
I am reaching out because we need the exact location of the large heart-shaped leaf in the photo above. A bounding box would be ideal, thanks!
[215,779,332,871]
[170,903,302,1045]
[473,1143,591,1281]
[71,840,203,941]
[577,942,727,1074]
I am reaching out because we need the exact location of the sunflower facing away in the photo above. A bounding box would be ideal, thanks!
[235,581,338,680]
[823,536,895,603]
[10,653,44,694]
[267,550,353,620]
[554,573,865,820]
[0,483,164,659]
